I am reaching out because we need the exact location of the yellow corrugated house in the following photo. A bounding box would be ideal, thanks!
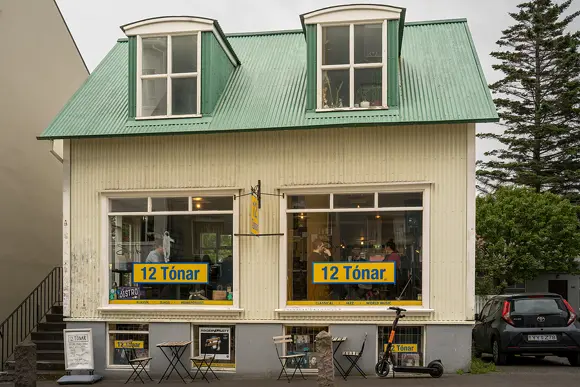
[38,4,498,376]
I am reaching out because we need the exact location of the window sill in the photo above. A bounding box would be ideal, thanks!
[99,305,244,314]
[276,307,434,316]
[315,106,389,113]
[135,114,202,120]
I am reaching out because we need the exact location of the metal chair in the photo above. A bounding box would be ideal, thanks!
[191,338,220,383]
[273,335,306,383]
[342,333,367,380]
[119,340,153,384]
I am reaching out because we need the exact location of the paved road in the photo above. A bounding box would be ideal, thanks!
[29,356,580,387]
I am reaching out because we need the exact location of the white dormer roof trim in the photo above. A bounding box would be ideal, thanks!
[302,4,403,25]
[122,16,215,36]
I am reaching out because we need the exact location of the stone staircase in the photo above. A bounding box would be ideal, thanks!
[3,305,65,379]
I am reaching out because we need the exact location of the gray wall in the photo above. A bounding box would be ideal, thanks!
[526,274,580,312]
[329,324,376,375]
[425,325,472,372]
[236,324,282,377]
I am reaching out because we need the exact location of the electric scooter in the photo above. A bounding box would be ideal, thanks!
[375,307,444,378]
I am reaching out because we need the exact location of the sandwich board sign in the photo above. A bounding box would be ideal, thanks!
[59,328,102,384]
[63,328,95,371]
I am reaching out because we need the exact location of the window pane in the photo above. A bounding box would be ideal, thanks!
[151,197,188,212]
[378,193,423,208]
[333,193,374,208]
[172,35,197,73]
[322,70,349,109]
[354,68,382,108]
[172,77,197,115]
[191,196,233,211]
[286,211,423,304]
[109,214,234,304]
[109,331,149,366]
[322,26,349,65]
[142,37,167,75]
[354,24,382,64]
[220,235,233,247]
[288,195,330,209]
[142,78,167,116]
[110,198,147,212]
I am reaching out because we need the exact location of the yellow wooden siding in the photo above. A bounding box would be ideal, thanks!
[69,124,469,323]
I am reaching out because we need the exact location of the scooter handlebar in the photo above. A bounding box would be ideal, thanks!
[388,306,407,312]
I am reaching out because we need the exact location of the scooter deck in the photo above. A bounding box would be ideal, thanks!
[392,366,435,374]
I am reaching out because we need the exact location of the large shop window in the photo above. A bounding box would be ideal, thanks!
[108,324,150,367]
[286,191,425,307]
[108,195,236,306]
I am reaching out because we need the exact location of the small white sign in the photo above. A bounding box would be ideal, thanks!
[63,328,94,371]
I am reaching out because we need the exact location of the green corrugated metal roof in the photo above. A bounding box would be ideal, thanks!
[39,19,498,139]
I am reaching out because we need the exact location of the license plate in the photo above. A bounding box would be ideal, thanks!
[528,334,557,342]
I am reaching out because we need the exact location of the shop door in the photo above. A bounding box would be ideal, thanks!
[548,279,568,300]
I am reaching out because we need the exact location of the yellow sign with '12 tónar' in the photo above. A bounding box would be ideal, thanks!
[132,263,209,284]
[385,344,418,353]
[115,341,144,349]
[312,262,396,284]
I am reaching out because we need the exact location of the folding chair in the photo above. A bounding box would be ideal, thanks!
[342,333,367,380]
[191,338,220,383]
[120,340,153,384]
[273,335,306,383]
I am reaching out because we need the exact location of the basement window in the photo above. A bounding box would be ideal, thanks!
[138,33,200,118]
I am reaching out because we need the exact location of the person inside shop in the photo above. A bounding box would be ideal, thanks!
[307,239,332,300]
[145,240,164,263]
[384,239,401,269]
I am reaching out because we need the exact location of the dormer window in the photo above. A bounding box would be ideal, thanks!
[122,16,240,120]
[320,23,385,110]
[301,4,404,112]
[139,34,200,117]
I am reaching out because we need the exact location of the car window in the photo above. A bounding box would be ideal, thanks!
[480,301,492,318]
[512,298,565,314]
[488,300,502,318]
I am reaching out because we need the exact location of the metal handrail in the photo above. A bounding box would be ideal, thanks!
[0,267,62,371]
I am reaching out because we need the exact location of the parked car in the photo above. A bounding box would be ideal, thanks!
[472,293,580,365]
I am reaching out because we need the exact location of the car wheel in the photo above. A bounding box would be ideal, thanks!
[567,353,580,367]
[472,338,482,358]
[492,338,507,365]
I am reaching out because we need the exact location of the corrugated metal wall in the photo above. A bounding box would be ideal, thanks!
[70,124,469,323]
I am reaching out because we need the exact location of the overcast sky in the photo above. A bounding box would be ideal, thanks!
[56,0,580,162]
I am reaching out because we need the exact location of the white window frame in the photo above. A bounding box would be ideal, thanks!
[106,323,150,369]
[316,20,388,111]
[99,189,241,312]
[277,183,431,313]
[136,32,202,119]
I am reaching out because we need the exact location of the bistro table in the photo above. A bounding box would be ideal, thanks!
[332,337,347,378]
[156,341,194,384]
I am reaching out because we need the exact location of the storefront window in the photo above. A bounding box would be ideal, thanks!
[108,195,236,305]
[378,326,423,366]
[286,191,424,306]
[108,324,150,367]
[192,325,236,369]
[284,326,328,370]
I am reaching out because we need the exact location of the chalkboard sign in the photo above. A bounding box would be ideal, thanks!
[63,328,95,371]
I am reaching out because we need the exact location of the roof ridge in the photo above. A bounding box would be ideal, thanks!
[405,18,467,26]
[225,29,303,38]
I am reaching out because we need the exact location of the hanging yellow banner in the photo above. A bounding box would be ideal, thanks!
[251,194,259,235]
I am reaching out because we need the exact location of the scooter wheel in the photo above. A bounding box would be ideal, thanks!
[428,361,444,378]
[375,362,390,378]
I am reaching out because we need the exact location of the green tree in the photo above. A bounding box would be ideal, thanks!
[476,187,580,294]
[477,0,580,203]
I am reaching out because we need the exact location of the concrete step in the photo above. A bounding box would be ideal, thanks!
[45,313,64,323]
[51,305,63,315]
[38,322,66,332]
[0,370,65,381]
[5,359,65,371]
[31,331,63,341]
[32,340,64,351]
[37,350,64,361]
